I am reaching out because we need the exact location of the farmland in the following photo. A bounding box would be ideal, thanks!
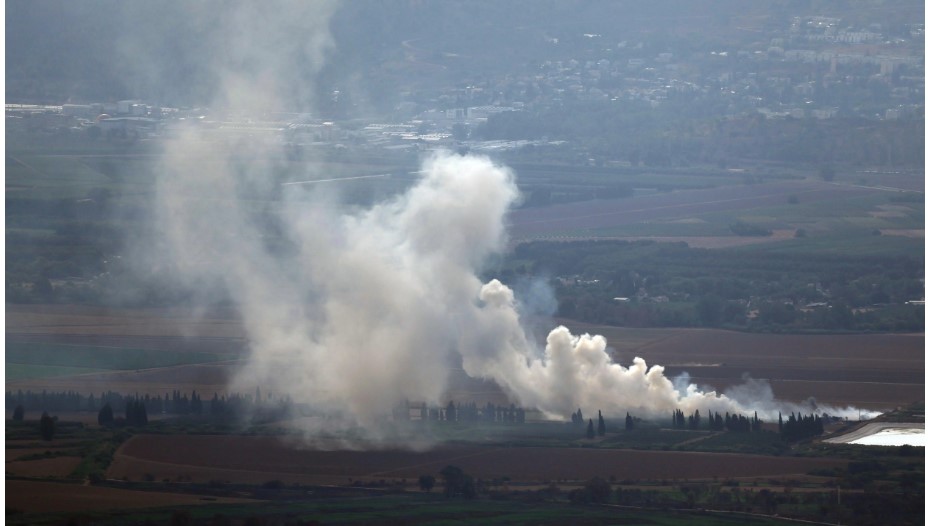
[6,410,922,525]
[5,65,923,526]
[6,303,923,411]
[5,300,923,525]
[508,177,924,243]
[571,324,925,411]
[5,480,258,514]
[108,434,848,486]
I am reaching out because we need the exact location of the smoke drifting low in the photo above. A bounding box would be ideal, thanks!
[142,1,872,443]
[155,144,868,431]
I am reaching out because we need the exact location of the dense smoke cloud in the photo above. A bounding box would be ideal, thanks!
[146,1,872,440]
[157,141,869,427]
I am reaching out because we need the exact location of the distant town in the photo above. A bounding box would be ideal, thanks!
[8,15,923,164]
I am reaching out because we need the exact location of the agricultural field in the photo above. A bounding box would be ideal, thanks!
[107,433,848,487]
[508,174,924,247]
[5,480,258,515]
[5,490,806,526]
[7,411,920,526]
[6,299,922,526]
[5,106,923,526]
[6,304,923,411]
[569,325,925,411]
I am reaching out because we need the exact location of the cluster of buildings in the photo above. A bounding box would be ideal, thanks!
[6,14,923,156]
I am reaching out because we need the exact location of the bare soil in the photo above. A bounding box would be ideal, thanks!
[4,480,258,514]
[6,305,923,410]
[566,325,925,411]
[5,456,82,477]
[108,434,847,486]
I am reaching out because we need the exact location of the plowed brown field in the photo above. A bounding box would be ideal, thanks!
[6,305,923,410]
[109,434,847,486]
[5,480,258,514]
[570,324,925,411]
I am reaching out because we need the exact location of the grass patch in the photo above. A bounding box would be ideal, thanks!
[685,431,789,455]
[5,342,229,373]
[5,363,114,381]
[3,493,807,526]
[574,221,733,238]
[724,232,923,257]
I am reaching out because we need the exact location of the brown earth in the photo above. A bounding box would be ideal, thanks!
[4,480,259,514]
[5,456,82,477]
[5,305,923,411]
[108,434,847,487]
[563,324,925,411]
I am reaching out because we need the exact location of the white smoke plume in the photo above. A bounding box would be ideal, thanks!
[156,143,870,427]
[145,1,873,441]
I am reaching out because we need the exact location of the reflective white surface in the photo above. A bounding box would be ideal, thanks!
[849,427,926,447]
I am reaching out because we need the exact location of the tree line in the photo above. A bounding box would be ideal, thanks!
[672,409,764,432]
[508,239,924,332]
[6,388,293,424]
[778,411,825,442]
[569,408,638,440]
[395,400,528,424]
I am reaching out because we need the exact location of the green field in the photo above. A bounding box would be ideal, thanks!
[5,342,229,381]
[5,363,114,381]
[4,492,805,526]
[549,191,923,244]
[725,231,924,257]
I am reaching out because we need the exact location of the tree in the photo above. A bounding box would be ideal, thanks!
[819,165,836,182]
[440,465,467,498]
[418,474,436,492]
[625,412,634,431]
[696,294,723,326]
[98,403,114,426]
[586,477,612,503]
[39,411,55,441]
[125,399,148,426]
[12,405,24,422]
[170,510,191,526]
[461,475,477,499]
[586,418,595,439]
[597,410,606,436]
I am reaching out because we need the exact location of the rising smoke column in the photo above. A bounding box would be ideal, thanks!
[158,142,842,426]
[146,1,871,435]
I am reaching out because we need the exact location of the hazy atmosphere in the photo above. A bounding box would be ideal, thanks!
[6,1,924,524]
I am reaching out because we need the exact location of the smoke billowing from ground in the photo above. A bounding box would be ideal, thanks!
[146,1,872,443]
[156,144,870,429]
